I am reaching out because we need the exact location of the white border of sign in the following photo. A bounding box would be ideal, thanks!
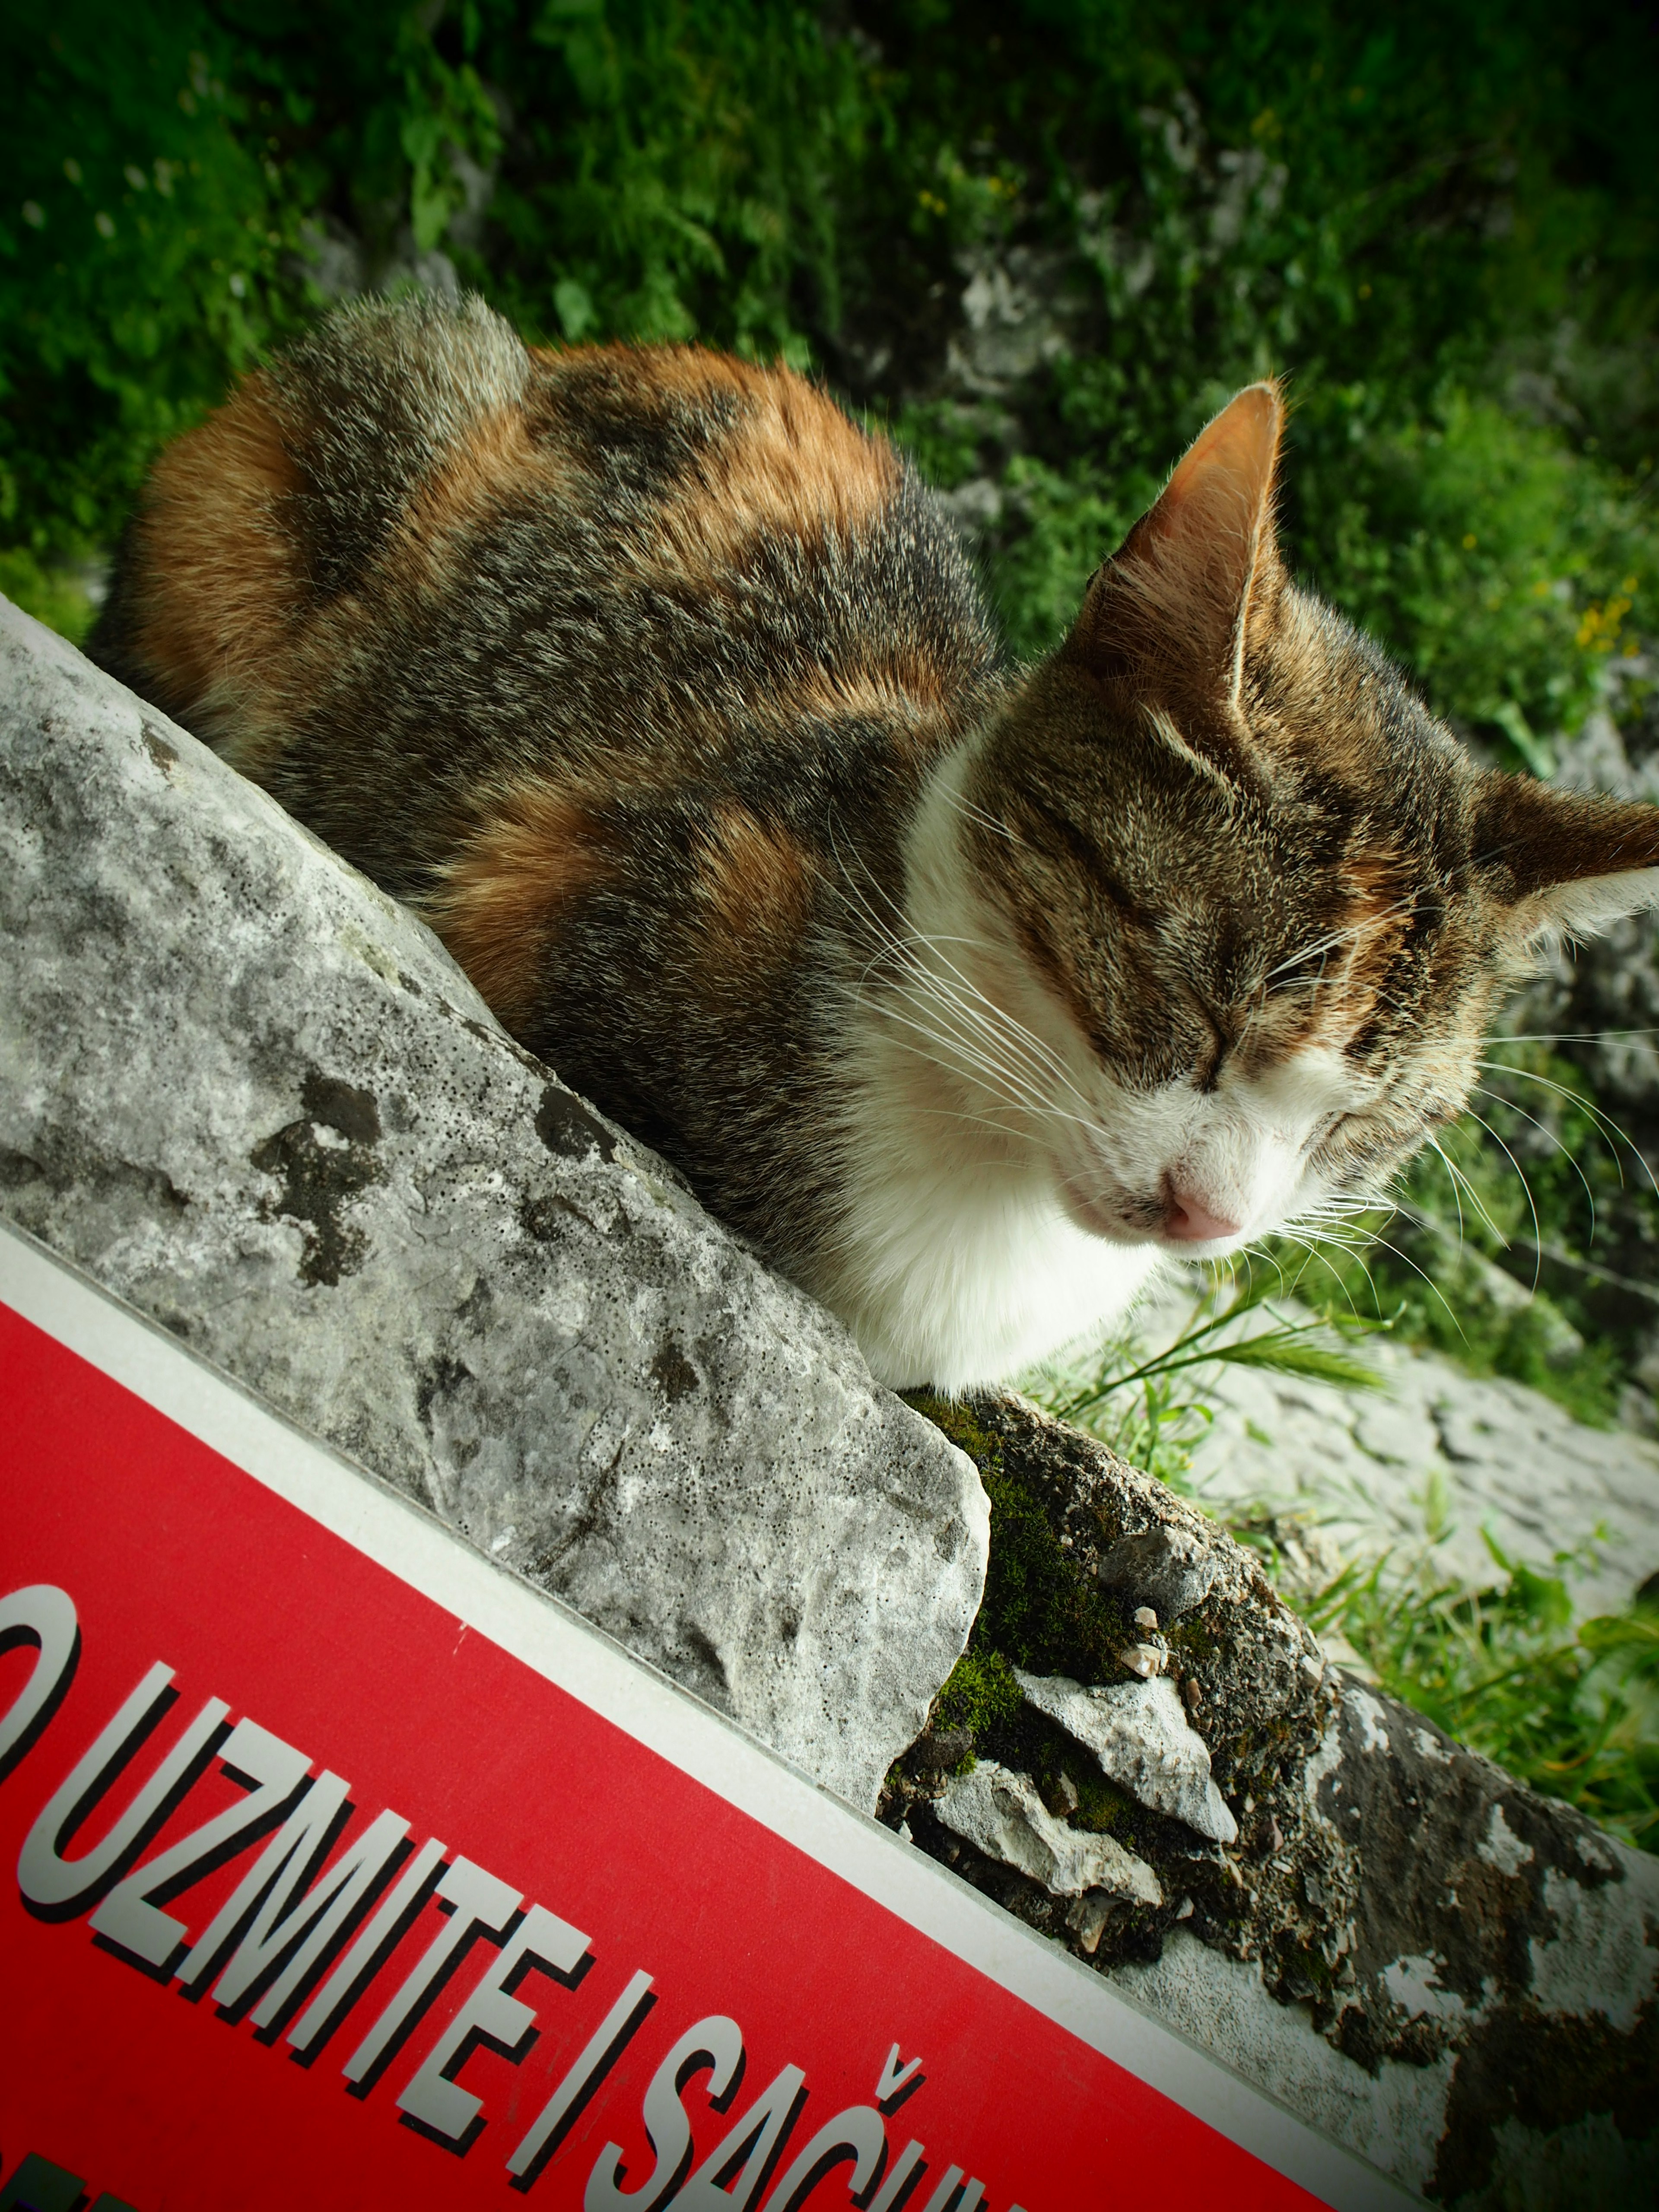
[0,1220,1414,2211]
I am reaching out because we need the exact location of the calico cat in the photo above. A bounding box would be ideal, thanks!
[89,293,1659,1390]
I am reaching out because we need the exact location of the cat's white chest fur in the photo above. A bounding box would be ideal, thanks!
[823,746,1164,1390]
[824,1125,1161,1389]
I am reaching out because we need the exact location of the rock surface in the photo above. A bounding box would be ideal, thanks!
[1014,1669,1237,1844]
[0,597,988,1812]
[934,1761,1163,1905]
[1096,1523,1220,1618]
[1137,1286,1659,1618]
[888,1392,1659,2206]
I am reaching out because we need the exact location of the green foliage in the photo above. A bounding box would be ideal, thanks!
[489,0,863,358]
[1303,1541,1659,1851]
[0,6,293,558]
[6,2,1656,608]
[0,550,99,644]
[1273,1036,1657,1425]
[849,4,1659,727]
[1298,390,1653,759]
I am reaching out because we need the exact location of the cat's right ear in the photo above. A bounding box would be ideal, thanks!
[1473,771,1659,952]
[1063,381,1284,716]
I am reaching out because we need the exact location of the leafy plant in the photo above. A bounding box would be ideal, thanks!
[1048,1273,1389,1417]
[1303,1536,1659,1851]
[1029,1271,1391,1497]
[1297,389,1654,761]
[0,5,295,567]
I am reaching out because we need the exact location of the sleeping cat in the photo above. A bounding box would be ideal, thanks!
[89,293,1659,1390]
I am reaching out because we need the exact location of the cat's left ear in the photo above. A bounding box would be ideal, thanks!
[1065,380,1284,712]
[1474,772,1659,949]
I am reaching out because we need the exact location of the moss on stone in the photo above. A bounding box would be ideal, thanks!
[1068,1766,1134,1834]
[905,1391,1001,1470]
[934,1645,1024,1735]
[1166,1615,1217,1659]
[909,1389,1134,1685]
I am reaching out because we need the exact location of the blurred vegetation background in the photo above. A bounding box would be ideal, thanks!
[4,0,1658,1412]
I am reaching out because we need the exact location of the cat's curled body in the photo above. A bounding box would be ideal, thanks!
[91,294,1659,1388]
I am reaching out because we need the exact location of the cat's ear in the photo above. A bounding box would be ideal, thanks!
[1065,381,1284,710]
[1474,772,1659,950]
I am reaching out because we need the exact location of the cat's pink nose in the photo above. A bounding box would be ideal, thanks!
[1163,1189,1241,1243]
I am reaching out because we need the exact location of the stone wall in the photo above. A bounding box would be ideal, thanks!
[883,1395,1659,2206]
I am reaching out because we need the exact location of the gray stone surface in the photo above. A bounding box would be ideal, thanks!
[1096,1522,1220,1618]
[1110,1932,1462,2199]
[0,597,988,1812]
[888,1394,1659,2206]
[1014,1669,1237,1844]
[1131,1284,1659,1619]
[934,1761,1163,1904]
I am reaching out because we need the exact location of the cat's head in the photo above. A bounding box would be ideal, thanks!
[960,381,1659,1257]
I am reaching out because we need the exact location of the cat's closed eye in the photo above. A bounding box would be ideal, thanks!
[1266,948,1331,992]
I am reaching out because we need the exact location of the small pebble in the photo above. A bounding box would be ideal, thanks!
[1133,1605,1158,1633]
[1054,1770,1080,1815]
[1065,1891,1115,1956]
[1182,1677,1202,1708]
[1119,1642,1166,1679]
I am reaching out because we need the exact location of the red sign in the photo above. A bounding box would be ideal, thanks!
[0,1226,1403,2211]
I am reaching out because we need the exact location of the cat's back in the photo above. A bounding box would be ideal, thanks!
[91,297,998,887]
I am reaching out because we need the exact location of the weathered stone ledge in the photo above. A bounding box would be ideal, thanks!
[884,1392,1659,2205]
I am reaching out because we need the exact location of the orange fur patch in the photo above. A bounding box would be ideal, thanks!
[695,805,816,992]
[388,405,569,596]
[124,373,305,748]
[779,663,952,743]
[425,782,614,1032]
[539,344,899,583]
[667,359,896,573]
